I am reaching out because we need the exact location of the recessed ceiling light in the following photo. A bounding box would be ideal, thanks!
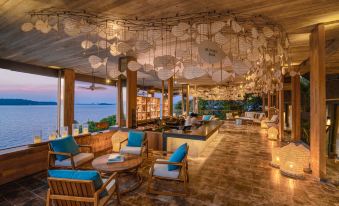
[48,65,62,69]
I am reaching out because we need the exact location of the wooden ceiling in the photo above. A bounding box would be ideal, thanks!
[0,0,338,87]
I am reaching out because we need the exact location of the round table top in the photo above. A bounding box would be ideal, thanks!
[92,153,143,173]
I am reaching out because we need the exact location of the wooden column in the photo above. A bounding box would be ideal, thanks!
[186,84,190,114]
[291,75,301,140]
[126,69,137,128]
[161,80,165,118]
[116,76,125,127]
[63,69,75,135]
[310,24,326,179]
[181,84,185,115]
[262,94,266,113]
[268,93,271,118]
[279,89,284,140]
[168,78,173,116]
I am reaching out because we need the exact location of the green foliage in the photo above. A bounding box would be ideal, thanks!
[76,115,117,133]
[197,94,262,119]
[174,99,193,115]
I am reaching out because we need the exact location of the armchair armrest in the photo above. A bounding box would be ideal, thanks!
[48,151,72,158]
[96,172,118,196]
[119,138,128,151]
[79,145,92,153]
[153,160,184,166]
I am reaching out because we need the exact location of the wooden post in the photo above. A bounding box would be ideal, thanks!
[310,24,326,179]
[168,78,173,116]
[291,75,301,140]
[126,68,137,128]
[279,89,284,140]
[161,80,165,118]
[181,84,185,115]
[186,84,190,114]
[268,93,271,118]
[116,76,125,127]
[63,69,75,135]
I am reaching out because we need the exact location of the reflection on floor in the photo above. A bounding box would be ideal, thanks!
[0,122,338,206]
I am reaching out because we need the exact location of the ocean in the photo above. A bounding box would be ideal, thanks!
[0,105,116,150]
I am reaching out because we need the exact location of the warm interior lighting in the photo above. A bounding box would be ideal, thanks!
[267,127,279,140]
[275,143,310,179]
[326,117,331,126]
[261,120,268,129]
[105,78,111,84]
[48,65,62,69]
[270,147,281,168]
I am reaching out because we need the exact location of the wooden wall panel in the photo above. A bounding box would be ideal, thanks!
[310,24,326,179]
[0,145,48,185]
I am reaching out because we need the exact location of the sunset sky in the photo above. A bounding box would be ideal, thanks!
[0,69,117,104]
[0,69,181,104]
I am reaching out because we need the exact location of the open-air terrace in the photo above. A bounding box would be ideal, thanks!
[0,0,338,206]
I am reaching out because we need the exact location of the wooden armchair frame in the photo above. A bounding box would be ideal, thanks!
[48,143,93,169]
[119,135,148,158]
[147,146,189,196]
[47,172,120,206]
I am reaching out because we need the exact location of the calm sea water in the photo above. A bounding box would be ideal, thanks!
[0,105,116,150]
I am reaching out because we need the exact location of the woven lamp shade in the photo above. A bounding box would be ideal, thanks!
[278,143,310,178]
[267,127,279,140]
[261,120,268,129]
[270,147,281,168]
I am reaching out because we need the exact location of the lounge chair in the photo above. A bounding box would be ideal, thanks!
[147,144,189,196]
[48,136,94,169]
[47,170,120,206]
[119,130,148,157]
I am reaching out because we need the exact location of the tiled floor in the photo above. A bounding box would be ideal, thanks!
[1,123,338,206]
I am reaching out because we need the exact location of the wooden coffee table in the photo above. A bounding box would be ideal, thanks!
[92,153,143,194]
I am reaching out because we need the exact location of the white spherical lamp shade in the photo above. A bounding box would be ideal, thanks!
[127,61,142,71]
[157,68,174,80]
[267,127,279,140]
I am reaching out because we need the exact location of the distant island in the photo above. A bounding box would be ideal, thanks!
[0,99,115,106]
[0,99,57,105]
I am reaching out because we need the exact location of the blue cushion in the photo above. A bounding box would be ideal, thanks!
[168,143,187,171]
[48,170,108,197]
[50,136,79,161]
[202,115,211,121]
[127,130,144,147]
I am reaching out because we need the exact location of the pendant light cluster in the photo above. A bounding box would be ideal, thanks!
[22,8,294,95]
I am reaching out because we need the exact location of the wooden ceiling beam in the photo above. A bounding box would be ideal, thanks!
[299,39,339,73]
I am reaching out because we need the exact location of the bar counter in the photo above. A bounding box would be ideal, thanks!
[162,120,223,157]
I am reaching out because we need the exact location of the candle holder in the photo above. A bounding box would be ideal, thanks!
[82,123,89,134]
[72,123,79,136]
[33,129,42,144]
[60,126,69,138]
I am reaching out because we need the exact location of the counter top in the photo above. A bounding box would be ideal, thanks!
[162,120,223,141]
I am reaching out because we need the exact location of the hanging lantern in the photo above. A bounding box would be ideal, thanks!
[267,127,279,140]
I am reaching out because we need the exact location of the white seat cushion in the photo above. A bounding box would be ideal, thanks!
[55,153,94,167]
[120,146,142,155]
[150,159,180,179]
[99,178,117,206]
